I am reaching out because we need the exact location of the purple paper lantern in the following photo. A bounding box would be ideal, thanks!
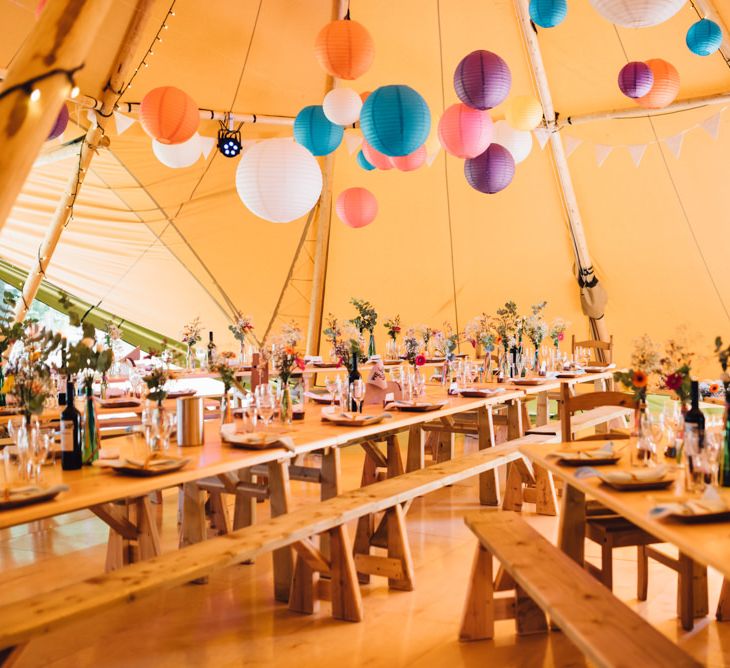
[618,62,654,99]
[464,143,515,194]
[47,104,69,140]
[454,50,512,111]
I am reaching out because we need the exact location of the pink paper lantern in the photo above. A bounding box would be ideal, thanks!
[391,144,426,171]
[464,144,515,194]
[362,140,393,170]
[336,187,378,228]
[438,103,493,158]
[47,104,69,140]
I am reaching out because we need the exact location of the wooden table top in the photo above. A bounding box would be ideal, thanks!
[520,441,730,581]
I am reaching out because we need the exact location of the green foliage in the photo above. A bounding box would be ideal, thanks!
[0,291,27,357]
[349,297,377,333]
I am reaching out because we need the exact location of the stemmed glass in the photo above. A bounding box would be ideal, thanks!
[7,417,29,481]
[351,379,366,413]
[256,390,275,431]
[325,376,338,408]
[28,425,52,482]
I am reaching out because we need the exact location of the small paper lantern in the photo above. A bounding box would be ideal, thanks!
[492,120,533,164]
[323,88,363,126]
[356,149,376,171]
[438,103,493,158]
[315,19,375,80]
[391,144,426,171]
[636,59,680,109]
[361,140,393,170]
[294,105,343,156]
[505,95,543,131]
[336,187,378,228]
[152,133,201,168]
[464,144,515,194]
[139,86,199,145]
[588,0,686,28]
[686,19,722,56]
[235,138,323,223]
[618,62,654,99]
[360,85,431,157]
[529,0,567,28]
[454,50,511,111]
[47,104,69,140]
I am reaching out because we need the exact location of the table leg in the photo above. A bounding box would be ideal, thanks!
[558,484,585,566]
[319,447,341,570]
[507,399,523,440]
[179,482,207,549]
[406,424,424,472]
[716,578,730,621]
[536,391,548,427]
[477,405,499,506]
[268,459,294,603]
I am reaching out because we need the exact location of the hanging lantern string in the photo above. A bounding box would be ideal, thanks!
[0,64,83,102]
[687,0,730,70]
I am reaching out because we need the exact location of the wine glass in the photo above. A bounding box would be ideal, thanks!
[324,376,337,408]
[351,379,366,413]
[704,427,722,489]
[256,393,275,431]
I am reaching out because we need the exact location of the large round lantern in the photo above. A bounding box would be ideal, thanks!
[588,0,686,28]
[152,134,201,168]
[294,105,343,156]
[315,19,375,80]
[636,59,680,109]
[336,187,378,228]
[505,95,543,131]
[618,62,654,99]
[361,140,393,170]
[139,86,199,145]
[529,0,567,28]
[391,145,426,171]
[235,138,323,223]
[492,121,533,165]
[454,50,511,111]
[465,144,515,194]
[360,85,431,157]
[323,88,363,126]
[686,19,722,56]
[356,149,376,171]
[47,104,69,140]
[438,103,493,158]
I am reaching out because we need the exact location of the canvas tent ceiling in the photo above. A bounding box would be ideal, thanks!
[1,0,729,374]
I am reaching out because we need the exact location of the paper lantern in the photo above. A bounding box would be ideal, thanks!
[391,145,426,171]
[588,0,686,28]
[360,91,371,103]
[356,149,376,171]
[323,88,363,126]
[687,19,722,56]
[336,187,378,228]
[315,19,375,80]
[294,105,343,156]
[464,144,515,194]
[618,62,654,99]
[47,104,69,140]
[505,95,543,131]
[360,85,431,157]
[235,138,323,223]
[492,120,533,164]
[152,133,201,168]
[454,50,511,111]
[139,86,199,145]
[636,59,680,109]
[529,0,567,27]
[361,140,393,170]
[438,103,493,158]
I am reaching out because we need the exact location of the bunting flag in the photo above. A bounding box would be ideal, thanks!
[198,135,216,159]
[664,133,684,158]
[425,138,442,166]
[86,108,98,128]
[343,128,363,154]
[595,144,612,167]
[700,112,722,140]
[533,127,550,150]
[113,111,136,136]
[627,144,648,167]
[564,135,582,157]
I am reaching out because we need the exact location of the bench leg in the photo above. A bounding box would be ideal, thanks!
[134,496,161,562]
[477,406,500,506]
[677,554,708,629]
[233,469,256,530]
[354,453,379,584]
[502,463,524,512]
[558,485,585,566]
[387,503,415,591]
[534,465,558,516]
[330,525,363,622]
[0,645,26,668]
[515,584,548,635]
[268,461,294,603]
[637,545,649,601]
[179,482,209,584]
[289,554,320,615]
[386,435,405,476]
[319,447,341,573]
[406,424,424,472]
[459,544,494,641]
[208,490,230,535]
[535,391,549,427]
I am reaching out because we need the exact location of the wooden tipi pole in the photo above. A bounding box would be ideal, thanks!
[0,0,111,239]
[13,0,157,322]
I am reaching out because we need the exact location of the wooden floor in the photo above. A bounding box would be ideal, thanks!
[2,439,729,667]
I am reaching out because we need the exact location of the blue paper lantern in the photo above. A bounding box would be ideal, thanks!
[293,105,343,156]
[356,149,375,171]
[686,19,722,57]
[529,0,567,28]
[359,85,431,157]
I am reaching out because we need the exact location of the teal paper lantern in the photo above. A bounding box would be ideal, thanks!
[359,85,431,157]
[356,149,375,171]
[293,105,343,156]
[686,19,722,57]
[529,0,567,28]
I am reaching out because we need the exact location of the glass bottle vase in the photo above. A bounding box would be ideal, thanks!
[82,388,100,465]
[368,332,376,358]
[279,385,293,425]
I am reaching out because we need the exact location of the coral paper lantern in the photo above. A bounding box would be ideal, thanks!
[505,95,543,131]
[356,150,376,171]
[464,144,515,194]
[294,105,343,156]
[437,103,493,158]
[139,86,199,145]
[391,145,426,171]
[361,140,393,170]
[47,104,69,140]
[529,0,567,28]
[360,85,431,157]
[152,134,201,168]
[588,0,686,28]
[454,50,511,111]
[336,187,378,228]
[687,19,722,56]
[235,138,323,223]
[636,59,680,109]
[618,62,654,99]
[492,120,533,164]
[314,19,375,80]
[323,88,363,126]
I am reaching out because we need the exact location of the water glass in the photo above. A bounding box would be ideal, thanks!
[256,393,275,430]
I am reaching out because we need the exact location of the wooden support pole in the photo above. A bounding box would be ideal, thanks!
[13,0,156,322]
[0,0,111,238]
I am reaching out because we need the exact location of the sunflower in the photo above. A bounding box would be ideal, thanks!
[632,370,648,388]
[710,383,720,395]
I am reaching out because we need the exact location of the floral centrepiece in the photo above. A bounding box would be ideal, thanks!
[229,311,255,364]
[350,297,378,357]
[269,322,306,424]
[661,331,694,408]
[549,317,568,348]
[615,334,662,405]
[0,292,29,407]
[181,316,203,370]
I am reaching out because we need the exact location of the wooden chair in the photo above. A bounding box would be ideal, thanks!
[572,334,613,365]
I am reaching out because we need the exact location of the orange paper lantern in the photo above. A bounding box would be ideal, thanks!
[140,86,200,145]
[336,187,378,228]
[636,59,680,109]
[315,20,375,80]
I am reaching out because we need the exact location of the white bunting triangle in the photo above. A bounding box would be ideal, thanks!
[563,135,582,157]
[664,133,684,158]
[113,111,135,135]
[86,108,98,128]
[627,144,648,167]
[533,127,550,150]
[595,144,612,167]
[700,112,722,140]
[198,134,216,159]
[426,143,441,166]
[343,128,363,155]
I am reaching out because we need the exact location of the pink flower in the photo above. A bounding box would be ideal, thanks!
[557,332,564,341]
[664,373,683,392]
[415,354,426,367]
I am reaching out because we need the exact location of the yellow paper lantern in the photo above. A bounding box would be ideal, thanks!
[505,95,543,131]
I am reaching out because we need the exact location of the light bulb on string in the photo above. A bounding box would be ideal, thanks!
[30,88,41,102]
[70,86,80,98]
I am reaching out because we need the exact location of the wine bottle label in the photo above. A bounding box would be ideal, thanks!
[60,420,74,452]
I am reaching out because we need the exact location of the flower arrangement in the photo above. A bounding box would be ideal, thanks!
[384,315,401,341]
[418,325,435,350]
[615,334,662,404]
[403,332,425,367]
[143,366,171,406]
[333,323,365,368]
[715,337,730,394]
[210,359,246,394]
[524,302,548,349]
[660,331,694,406]
[229,311,255,345]
[271,346,305,383]
[434,322,460,361]
[181,317,203,346]
[464,314,495,354]
[349,297,377,334]
[495,301,519,352]
[549,317,568,348]
[278,321,303,348]
[323,314,341,349]
[0,292,28,407]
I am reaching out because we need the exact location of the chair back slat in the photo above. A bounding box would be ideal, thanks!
[571,334,613,364]
[560,384,634,442]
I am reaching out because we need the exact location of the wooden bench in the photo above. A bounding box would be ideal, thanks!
[459,511,701,668]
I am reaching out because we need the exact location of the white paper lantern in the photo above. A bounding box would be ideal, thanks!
[588,0,686,28]
[235,138,323,223]
[152,133,202,168]
[323,88,363,126]
[492,120,532,164]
